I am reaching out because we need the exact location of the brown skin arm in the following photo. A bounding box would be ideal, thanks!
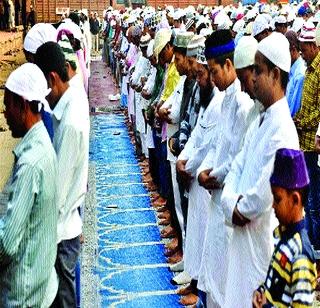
[232,195,251,226]
[198,169,221,191]
[176,159,194,187]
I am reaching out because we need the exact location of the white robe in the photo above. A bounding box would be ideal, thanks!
[179,88,224,280]
[221,97,299,308]
[160,75,187,233]
[196,79,256,307]
[131,54,151,133]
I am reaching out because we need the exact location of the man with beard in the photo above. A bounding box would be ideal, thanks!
[196,29,254,307]
[176,40,224,306]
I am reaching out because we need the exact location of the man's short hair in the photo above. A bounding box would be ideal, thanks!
[35,42,69,83]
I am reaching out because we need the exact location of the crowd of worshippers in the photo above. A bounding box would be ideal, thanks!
[1,2,320,308]
[0,0,36,31]
[102,3,320,308]
[0,13,90,308]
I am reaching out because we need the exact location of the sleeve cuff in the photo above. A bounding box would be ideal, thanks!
[221,193,239,226]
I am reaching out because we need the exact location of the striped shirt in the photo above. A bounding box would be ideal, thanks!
[258,220,317,308]
[294,52,320,151]
[0,121,58,307]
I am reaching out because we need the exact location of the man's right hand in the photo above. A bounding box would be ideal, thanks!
[252,290,266,308]
[198,169,220,190]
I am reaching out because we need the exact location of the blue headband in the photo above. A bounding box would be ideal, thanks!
[205,40,235,59]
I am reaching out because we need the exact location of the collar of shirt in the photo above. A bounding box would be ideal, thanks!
[224,78,241,99]
[52,86,72,122]
[259,97,288,125]
[13,121,44,159]
[274,219,305,241]
[309,51,320,72]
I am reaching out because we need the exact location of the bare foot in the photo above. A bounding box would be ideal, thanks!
[167,250,183,264]
[177,284,193,295]
[161,225,176,238]
[179,293,198,306]
[158,210,170,220]
[159,218,171,226]
[165,237,178,250]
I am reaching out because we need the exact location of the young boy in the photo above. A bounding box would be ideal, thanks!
[252,148,317,308]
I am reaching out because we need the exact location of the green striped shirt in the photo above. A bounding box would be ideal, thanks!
[0,121,58,307]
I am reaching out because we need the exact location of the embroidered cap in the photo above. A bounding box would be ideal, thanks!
[187,34,205,57]
[173,32,194,48]
[299,21,316,42]
[196,42,207,65]
[270,148,309,189]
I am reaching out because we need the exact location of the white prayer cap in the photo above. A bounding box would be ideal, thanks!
[287,11,296,23]
[315,22,320,46]
[196,42,207,65]
[309,12,320,24]
[215,12,232,30]
[140,33,151,48]
[186,34,205,57]
[5,63,51,112]
[299,21,316,42]
[173,9,183,20]
[257,32,291,73]
[147,39,155,57]
[57,19,82,41]
[24,23,57,54]
[274,15,287,24]
[153,28,172,61]
[127,15,136,24]
[245,21,254,35]
[245,9,257,21]
[234,35,258,69]
[291,17,304,33]
[252,14,270,37]
[199,27,212,37]
[232,19,245,33]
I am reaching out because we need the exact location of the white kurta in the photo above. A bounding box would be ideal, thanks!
[179,88,224,280]
[196,79,256,307]
[221,97,299,308]
[160,75,187,233]
[143,66,157,149]
[131,54,151,134]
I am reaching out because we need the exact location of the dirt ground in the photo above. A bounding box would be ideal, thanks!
[0,45,25,190]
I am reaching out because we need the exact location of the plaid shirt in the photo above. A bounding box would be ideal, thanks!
[294,52,320,151]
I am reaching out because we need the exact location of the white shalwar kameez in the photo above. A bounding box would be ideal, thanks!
[220,97,299,308]
[197,79,256,307]
[142,66,157,150]
[160,75,187,233]
[178,87,224,280]
[131,53,152,155]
